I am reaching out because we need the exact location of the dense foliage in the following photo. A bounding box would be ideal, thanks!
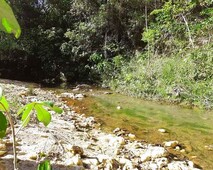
[0,0,212,108]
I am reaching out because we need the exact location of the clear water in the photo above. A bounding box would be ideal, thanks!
[65,90,213,169]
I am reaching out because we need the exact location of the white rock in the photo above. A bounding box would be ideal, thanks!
[117,106,121,110]
[72,88,80,91]
[123,160,134,169]
[155,157,168,168]
[118,137,125,145]
[140,146,167,162]
[158,129,166,133]
[180,149,186,153]
[61,92,74,98]
[72,155,83,166]
[164,141,179,148]
[168,161,199,170]
[149,163,158,169]
[104,91,113,95]
[128,133,136,140]
[97,154,110,163]
[64,158,74,166]
[83,158,99,166]
[75,94,84,98]
[175,146,181,151]
[188,161,194,168]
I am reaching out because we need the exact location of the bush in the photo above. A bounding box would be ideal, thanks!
[108,43,213,109]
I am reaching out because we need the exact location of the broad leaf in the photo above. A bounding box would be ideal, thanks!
[21,103,34,126]
[0,111,7,138]
[0,96,9,112]
[37,160,52,170]
[52,105,63,114]
[43,102,54,108]
[0,0,21,38]
[0,87,2,100]
[43,102,63,114]
[17,105,27,116]
[35,104,51,126]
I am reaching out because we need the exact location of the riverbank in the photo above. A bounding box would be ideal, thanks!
[0,81,201,169]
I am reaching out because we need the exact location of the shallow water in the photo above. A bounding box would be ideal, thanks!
[0,79,212,169]
[64,89,213,169]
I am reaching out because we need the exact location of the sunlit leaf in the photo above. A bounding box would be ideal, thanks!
[35,104,51,126]
[0,111,7,138]
[43,102,54,108]
[0,0,21,38]
[52,105,63,114]
[21,103,34,126]
[17,105,27,116]
[0,96,9,112]
[0,87,2,100]
[42,102,63,114]
[37,160,52,170]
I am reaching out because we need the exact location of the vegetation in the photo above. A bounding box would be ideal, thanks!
[0,0,212,108]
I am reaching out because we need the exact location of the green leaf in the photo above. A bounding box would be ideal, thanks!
[0,111,7,138]
[0,0,21,38]
[35,104,51,126]
[52,105,63,114]
[0,96,9,112]
[37,160,52,170]
[42,102,63,114]
[21,103,34,126]
[17,105,27,116]
[43,102,54,108]
[0,87,2,100]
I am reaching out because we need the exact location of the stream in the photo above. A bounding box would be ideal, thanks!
[58,87,213,170]
[0,79,212,169]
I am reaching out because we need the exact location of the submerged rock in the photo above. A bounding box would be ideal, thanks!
[205,145,213,151]
[158,128,167,133]
[164,141,179,148]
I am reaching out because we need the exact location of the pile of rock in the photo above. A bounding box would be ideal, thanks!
[0,82,201,170]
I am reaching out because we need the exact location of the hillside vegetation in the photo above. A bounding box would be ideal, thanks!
[0,0,212,108]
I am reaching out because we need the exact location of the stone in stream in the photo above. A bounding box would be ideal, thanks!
[158,128,167,133]
[116,105,121,110]
[205,145,213,151]
[163,141,179,148]
[128,133,136,140]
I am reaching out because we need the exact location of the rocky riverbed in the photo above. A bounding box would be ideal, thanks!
[0,82,201,170]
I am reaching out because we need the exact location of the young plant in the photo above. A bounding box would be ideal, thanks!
[0,87,62,170]
[0,1,61,169]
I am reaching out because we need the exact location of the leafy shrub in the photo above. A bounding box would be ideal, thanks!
[108,43,213,108]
